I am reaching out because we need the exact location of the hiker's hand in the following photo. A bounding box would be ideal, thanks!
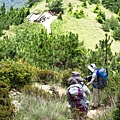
[85,75,92,82]
[86,83,89,86]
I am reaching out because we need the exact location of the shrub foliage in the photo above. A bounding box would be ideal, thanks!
[0,81,14,120]
[0,60,33,90]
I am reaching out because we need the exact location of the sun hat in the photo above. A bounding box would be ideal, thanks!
[88,63,97,72]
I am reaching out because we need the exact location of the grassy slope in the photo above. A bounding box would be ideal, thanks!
[54,0,120,52]
[1,0,120,53]
[51,0,120,53]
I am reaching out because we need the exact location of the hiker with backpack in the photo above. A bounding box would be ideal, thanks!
[86,63,108,109]
[66,71,91,120]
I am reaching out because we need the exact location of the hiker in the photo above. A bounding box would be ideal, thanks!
[68,71,91,96]
[86,63,100,109]
[66,71,90,119]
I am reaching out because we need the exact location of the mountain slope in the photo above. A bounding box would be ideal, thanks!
[1,0,120,53]
[50,0,119,53]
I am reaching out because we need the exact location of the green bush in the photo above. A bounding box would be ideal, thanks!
[81,1,87,8]
[93,4,101,13]
[57,12,62,20]
[116,10,120,22]
[112,91,120,120]
[60,68,83,87]
[0,81,14,120]
[45,0,64,14]
[0,6,29,37]
[96,15,105,24]
[113,27,120,41]
[102,21,110,32]
[109,16,119,30]
[102,16,120,32]
[96,10,106,24]
[36,70,55,84]
[0,60,34,90]
[72,9,86,19]
[90,0,100,4]
[22,85,54,99]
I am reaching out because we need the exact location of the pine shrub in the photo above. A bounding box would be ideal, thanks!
[57,12,62,20]
[93,4,101,13]
[113,27,120,41]
[0,60,34,90]
[36,70,55,84]
[112,91,120,120]
[0,81,14,120]
[96,10,106,24]
[22,85,54,99]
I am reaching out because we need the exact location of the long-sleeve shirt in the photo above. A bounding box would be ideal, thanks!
[87,70,97,86]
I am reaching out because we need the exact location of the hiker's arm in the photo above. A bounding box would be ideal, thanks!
[83,85,91,95]
[66,91,71,104]
[87,73,96,86]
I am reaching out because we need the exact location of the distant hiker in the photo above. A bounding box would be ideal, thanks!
[86,63,108,109]
[66,71,90,120]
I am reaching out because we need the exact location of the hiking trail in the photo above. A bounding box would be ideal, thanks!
[33,83,110,120]
[41,12,57,34]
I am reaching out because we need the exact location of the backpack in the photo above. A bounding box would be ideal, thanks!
[67,84,88,112]
[92,68,108,89]
[68,84,84,100]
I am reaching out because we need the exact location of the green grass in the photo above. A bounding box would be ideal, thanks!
[12,94,70,120]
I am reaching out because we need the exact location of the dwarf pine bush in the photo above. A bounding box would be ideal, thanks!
[0,81,14,120]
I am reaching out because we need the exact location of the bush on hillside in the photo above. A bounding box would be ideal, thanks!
[96,15,105,24]
[96,10,106,24]
[81,1,87,8]
[0,81,14,120]
[93,4,101,13]
[72,9,86,19]
[45,0,64,14]
[22,85,54,99]
[0,29,87,71]
[107,16,119,30]
[0,5,29,37]
[0,60,34,90]
[57,12,62,20]
[112,91,120,120]
[89,0,100,4]
[27,0,40,8]
[102,0,120,14]
[35,70,55,84]
[113,27,120,41]
[60,69,72,87]
[60,68,84,87]
[116,10,120,22]
[102,16,120,31]
[67,2,73,14]
[102,22,110,32]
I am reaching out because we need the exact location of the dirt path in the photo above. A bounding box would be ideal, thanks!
[41,13,57,34]
[87,109,103,119]
[33,83,109,119]
[11,83,110,119]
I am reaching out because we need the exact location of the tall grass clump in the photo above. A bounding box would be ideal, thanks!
[12,94,70,120]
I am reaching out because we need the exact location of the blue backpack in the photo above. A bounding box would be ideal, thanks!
[92,68,108,89]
